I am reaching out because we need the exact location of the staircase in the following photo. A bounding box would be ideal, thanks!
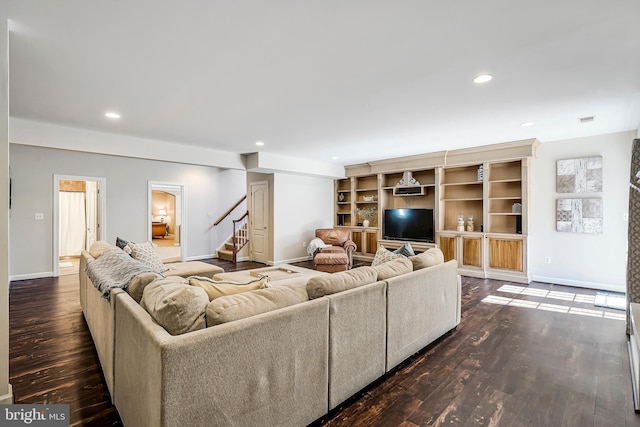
[216,211,249,263]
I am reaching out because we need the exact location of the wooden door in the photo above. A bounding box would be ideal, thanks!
[250,181,269,264]
[461,236,483,268]
[488,237,523,271]
[438,234,457,262]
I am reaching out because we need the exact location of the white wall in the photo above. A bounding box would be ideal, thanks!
[272,173,334,263]
[530,131,633,292]
[9,144,246,279]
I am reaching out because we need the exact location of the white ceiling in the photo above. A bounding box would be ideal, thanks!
[4,1,640,167]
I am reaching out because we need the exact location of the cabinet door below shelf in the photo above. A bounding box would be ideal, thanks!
[487,236,523,272]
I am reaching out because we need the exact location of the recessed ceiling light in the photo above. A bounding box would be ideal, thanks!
[331,156,339,160]
[105,112,121,119]
[520,122,534,127]
[473,74,493,84]
[255,141,265,146]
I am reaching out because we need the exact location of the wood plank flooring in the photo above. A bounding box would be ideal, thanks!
[8,260,640,426]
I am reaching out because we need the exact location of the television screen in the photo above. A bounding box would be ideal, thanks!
[384,208,434,242]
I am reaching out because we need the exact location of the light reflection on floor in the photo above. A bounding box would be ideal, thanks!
[481,284,626,321]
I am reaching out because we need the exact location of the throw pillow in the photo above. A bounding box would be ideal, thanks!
[206,283,309,326]
[371,245,403,267]
[409,248,445,270]
[140,279,209,335]
[306,266,377,299]
[128,241,167,273]
[188,276,269,301]
[373,257,413,280]
[116,237,131,250]
[393,242,415,257]
[89,241,119,259]
[127,272,171,303]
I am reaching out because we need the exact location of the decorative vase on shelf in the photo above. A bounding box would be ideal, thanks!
[362,219,370,228]
[457,214,465,232]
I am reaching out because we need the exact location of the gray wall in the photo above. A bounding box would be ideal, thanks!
[10,144,246,278]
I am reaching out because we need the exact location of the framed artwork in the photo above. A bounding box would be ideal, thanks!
[556,198,602,233]
[556,156,602,193]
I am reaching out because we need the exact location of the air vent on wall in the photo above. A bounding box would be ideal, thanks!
[579,116,595,123]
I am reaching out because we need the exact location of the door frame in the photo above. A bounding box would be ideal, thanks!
[148,181,186,262]
[53,174,107,277]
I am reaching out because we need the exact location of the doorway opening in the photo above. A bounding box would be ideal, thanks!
[149,182,185,262]
[53,175,106,277]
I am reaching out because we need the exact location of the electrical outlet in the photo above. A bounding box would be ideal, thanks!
[35,213,44,220]
[544,256,551,264]
[302,241,306,248]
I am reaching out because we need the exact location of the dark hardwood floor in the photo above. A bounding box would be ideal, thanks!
[9,260,640,426]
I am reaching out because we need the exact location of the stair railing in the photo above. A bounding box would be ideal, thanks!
[211,195,247,228]
[232,211,249,263]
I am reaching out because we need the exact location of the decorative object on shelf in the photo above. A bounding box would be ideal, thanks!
[363,195,376,202]
[357,206,377,227]
[397,171,420,187]
[477,165,484,182]
[466,216,474,232]
[457,214,465,232]
[512,202,522,213]
[338,193,345,202]
[556,198,602,233]
[556,156,602,193]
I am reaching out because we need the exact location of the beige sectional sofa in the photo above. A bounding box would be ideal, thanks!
[79,246,461,427]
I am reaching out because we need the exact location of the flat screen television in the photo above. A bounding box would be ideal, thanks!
[384,208,434,242]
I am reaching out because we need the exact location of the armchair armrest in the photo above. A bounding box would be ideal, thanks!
[343,239,357,253]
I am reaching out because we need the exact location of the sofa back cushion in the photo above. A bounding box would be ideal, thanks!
[306,266,377,299]
[89,241,120,259]
[409,248,445,270]
[127,272,173,303]
[206,283,309,326]
[140,278,209,335]
[188,276,268,301]
[373,257,413,280]
[316,228,352,246]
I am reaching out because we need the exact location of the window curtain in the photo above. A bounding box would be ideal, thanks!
[59,191,87,257]
[627,138,640,334]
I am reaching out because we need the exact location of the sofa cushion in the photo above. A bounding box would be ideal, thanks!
[371,245,403,267]
[140,278,209,335]
[188,276,269,301]
[127,272,173,303]
[115,236,131,250]
[373,257,413,280]
[409,248,445,270]
[89,241,120,259]
[306,266,377,299]
[206,283,309,326]
[393,242,416,257]
[128,241,167,273]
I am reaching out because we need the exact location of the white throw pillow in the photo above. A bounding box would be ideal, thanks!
[371,245,403,267]
[128,241,167,273]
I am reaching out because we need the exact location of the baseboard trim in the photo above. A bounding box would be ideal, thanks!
[185,254,216,261]
[10,271,54,282]
[531,275,624,293]
[0,384,13,404]
[272,256,312,265]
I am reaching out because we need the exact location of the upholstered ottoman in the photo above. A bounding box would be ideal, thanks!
[164,261,223,279]
[314,252,349,273]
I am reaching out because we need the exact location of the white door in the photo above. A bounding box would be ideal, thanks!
[250,181,269,263]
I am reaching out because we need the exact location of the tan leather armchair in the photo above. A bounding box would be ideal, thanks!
[313,228,357,270]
